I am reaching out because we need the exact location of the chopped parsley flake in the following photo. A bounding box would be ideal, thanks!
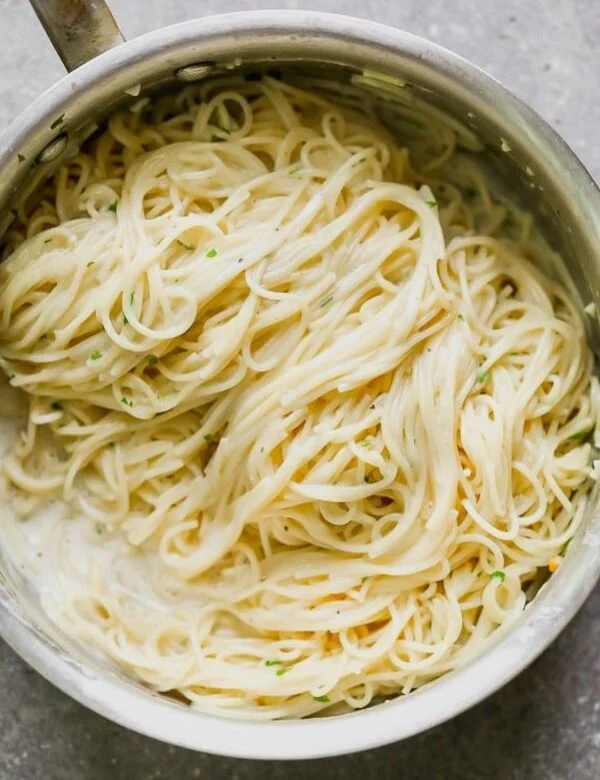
[365,475,374,484]
[176,239,193,250]
[206,248,218,258]
[90,350,102,361]
[559,538,572,557]
[398,115,422,129]
[120,396,133,407]
[491,570,506,583]
[7,374,15,381]
[320,295,334,308]
[51,401,63,411]
[50,114,65,130]
[457,314,465,321]
[361,576,368,584]
[204,433,213,442]
[425,200,437,208]
[569,429,591,441]
[276,666,291,676]
[313,695,330,702]
[361,440,372,448]
[265,660,281,667]
[94,522,105,535]
[86,261,95,268]
[123,313,128,326]
[129,292,135,306]
[477,370,491,384]
[108,200,118,213]
[147,355,158,366]
[289,164,303,175]
[17,153,25,163]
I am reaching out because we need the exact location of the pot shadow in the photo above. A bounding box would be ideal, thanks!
[1,586,598,780]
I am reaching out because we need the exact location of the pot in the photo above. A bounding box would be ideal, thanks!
[0,1,599,761]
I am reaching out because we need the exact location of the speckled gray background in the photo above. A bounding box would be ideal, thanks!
[0,1,599,778]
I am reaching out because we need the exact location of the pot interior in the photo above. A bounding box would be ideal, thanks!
[0,18,599,754]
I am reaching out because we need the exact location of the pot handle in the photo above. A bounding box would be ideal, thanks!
[28,0,124,72]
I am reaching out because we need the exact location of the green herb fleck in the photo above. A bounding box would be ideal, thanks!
[397,113,422,128]
[51,401,63,411]
[559,538,572,557]
[276,666,291,676]
[94,522,105,535]
[361,576,368,584]
[204,433,213,442]
[50,114,65,130]
[17,153,25,163]
[491,570,506,583]
[289,164,303,176]
[265,660,281,667]
[147,355,158,366]
[108,200,118,213]
[365,475,374,484]
[425,200,437,208]
[123,313,128,326]
[7,374,15,381]
[569,429,591,441]
[477,370,491,384]
[120,396,133,407]
[465,186,477,200]
[457,314,465,321]
[86,261,95,268]
[206,248,218,258]
[313,695,330,703]
[129,291,135,306]
[90,350,102,361]
[176,239,193,251]
[361,440,372,448]
[320,295,334,308]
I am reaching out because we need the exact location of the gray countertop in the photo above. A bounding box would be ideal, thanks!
[0,1,599,778]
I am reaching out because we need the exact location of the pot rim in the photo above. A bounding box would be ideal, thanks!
[1,9,599,761]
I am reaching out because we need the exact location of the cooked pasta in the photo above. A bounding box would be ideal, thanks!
[0,75,596,719]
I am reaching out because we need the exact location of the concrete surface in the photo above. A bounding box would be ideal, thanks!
[0,0,599,778]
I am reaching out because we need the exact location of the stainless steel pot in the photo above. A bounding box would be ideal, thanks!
[0,1,599,760]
